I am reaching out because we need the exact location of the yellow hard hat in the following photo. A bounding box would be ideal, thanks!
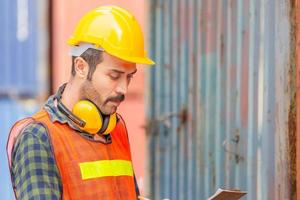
[68,6,155,65]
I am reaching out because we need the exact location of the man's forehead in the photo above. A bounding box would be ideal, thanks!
[107,67,137,75]
[102,52,137,72]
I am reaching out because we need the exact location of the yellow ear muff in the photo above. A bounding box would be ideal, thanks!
[72,100,102,134]
[72,100,117,135]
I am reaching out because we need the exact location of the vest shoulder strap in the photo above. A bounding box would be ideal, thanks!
[6,109,48,168]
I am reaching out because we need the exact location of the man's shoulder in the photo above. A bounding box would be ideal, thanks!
[15,121,50,148]
[23,121,48,134]
[11,121,53,166]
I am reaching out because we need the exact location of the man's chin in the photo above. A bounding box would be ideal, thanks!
[99,105,117,115]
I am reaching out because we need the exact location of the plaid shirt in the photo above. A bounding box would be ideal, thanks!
[11,95,94,199]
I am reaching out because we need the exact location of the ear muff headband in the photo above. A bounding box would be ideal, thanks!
[56,84,86,128]
[57,100,86,127]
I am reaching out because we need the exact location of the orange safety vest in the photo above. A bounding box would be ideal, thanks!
[7,109,138,200]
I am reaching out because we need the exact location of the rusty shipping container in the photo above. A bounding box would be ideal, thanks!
[295,0,300,199]
[146,0,295,199]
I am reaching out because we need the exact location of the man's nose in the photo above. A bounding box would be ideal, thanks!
[116,79,128,95]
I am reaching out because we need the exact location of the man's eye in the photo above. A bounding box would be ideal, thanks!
[109,74,120,80]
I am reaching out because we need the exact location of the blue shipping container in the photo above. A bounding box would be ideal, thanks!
[0,98,39,200]
[0,0,49,97]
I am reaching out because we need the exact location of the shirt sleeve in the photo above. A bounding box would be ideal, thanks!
[11,122,62,200]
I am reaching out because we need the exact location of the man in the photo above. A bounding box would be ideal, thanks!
[7,6,154,199]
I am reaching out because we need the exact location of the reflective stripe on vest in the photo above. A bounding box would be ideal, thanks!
[79,160,133,180]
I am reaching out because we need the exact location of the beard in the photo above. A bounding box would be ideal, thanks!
[79,80,125,115]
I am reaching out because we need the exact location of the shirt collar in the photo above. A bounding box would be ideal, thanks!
[44,95,81,129]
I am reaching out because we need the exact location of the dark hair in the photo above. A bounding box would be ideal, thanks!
[71,48,103,80]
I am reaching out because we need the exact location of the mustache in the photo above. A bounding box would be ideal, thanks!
[105,94,125,103]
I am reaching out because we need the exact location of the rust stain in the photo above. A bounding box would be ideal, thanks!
[295,0,300,198]
[289,1,297,199]
[240,26,250,128]
[288,93,297,200]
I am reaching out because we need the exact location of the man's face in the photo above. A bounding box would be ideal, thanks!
[79,52,137,115]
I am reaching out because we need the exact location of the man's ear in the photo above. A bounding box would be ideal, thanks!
[74,57,89,79]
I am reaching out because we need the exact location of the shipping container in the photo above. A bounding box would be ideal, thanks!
[146,0,294,199]
[296,0,300,198]
[0,1,48,198]
[0,98,39,200]
[0,0,49,98]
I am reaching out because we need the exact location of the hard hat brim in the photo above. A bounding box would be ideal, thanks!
[117,55,156,65]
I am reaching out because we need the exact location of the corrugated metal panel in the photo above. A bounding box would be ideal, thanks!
[0,0,49,97]
[146,0,292,199]
[296,0,300,198]
[0,99,39,200]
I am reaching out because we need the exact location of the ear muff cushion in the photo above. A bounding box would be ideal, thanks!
[103,113,117,135]
[98,114,110,135]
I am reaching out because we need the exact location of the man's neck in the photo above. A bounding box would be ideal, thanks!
[60,81,80,111]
